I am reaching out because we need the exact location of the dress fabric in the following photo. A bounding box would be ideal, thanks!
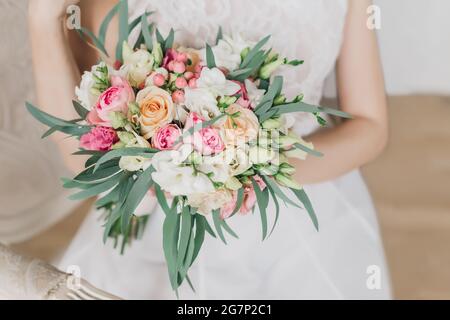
[59,0,392,299]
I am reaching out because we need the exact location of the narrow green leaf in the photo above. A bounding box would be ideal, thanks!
[163,206,181,290]
[205,43,216,69]
[212,210,227,244]
[98,2,120,46]
[69,172,122,200]
[94,147,157,172]
[155,184,172,216]
[129,11,153,34]
[221,219,239,239]
[266,182,280,237]
[262,176,301,208]
[26,102,79,128]
[72,100,89,119]
[240,35,271,69]
[141,14,154,51]
[215,26,223,45]
[230,188,245,217]
[164,28,175,51]
[121,166,155,233]
[77,27,109,57]
[294,143,323,157]
[204,217,216,238]
[272,102,353,119]
[115,0,129,61]
[291,188,319,231]
[156,28,165,47]
[190,214,206,265]
[251,177,269,240]
[177,205,193,270]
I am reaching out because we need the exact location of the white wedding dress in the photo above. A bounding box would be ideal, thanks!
[59,0,392,299]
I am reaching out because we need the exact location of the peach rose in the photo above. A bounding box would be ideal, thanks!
[136,86,175,139]
[224,104,260,145]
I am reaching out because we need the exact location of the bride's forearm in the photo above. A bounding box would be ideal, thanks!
[29,11,85,173]
[292,117,388,185]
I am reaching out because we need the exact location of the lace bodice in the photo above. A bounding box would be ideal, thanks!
[129,0,348,135]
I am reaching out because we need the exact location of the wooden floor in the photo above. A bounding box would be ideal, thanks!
[12,96,450,299]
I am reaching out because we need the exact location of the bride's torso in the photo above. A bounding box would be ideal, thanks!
[128,0,349,215]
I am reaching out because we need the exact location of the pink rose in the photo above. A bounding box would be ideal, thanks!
[221,190,238,220]
[185,112,225,155]
[79,126,118,151]
[240,175,266,214]
[92,76,135,125]
[152,124,182,150]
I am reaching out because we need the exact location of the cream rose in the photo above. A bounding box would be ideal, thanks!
[223,104,260,145]
[187,189,234,216]
[137,86,175,139]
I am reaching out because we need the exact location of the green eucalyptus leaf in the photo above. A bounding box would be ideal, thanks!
[121,166,155,233]
[115,0,129,61]
[205,43,216,69]
[72,100,89,119]
[141,14,154,51]
[212,209,227,244]
[98,2,120,46]
[293,143,324,157]
[291,188,319,231]
[272,102,353,119]
[93,147,157,172]
[251,177,269,241]
[240,35,270,69]
[77,27,109,57]
[69,172,123,201]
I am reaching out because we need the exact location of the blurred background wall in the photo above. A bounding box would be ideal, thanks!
[1,0,449,299]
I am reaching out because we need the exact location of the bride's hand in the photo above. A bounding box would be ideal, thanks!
[28,0,80,22]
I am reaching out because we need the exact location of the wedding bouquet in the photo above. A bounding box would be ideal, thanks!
[26,1,350,294]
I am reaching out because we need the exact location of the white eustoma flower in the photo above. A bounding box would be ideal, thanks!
[196,67,241,98]
[151,145,215,196]
[198,153,232,184]
[202,33,254,71]
[183,87,221,120]
[75,62,106,109]
[119,135,152,172]
[245,79,266,109]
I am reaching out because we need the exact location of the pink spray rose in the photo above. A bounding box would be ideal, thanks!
[87,76,134,126]
[152,124,182,150]
[79,126,118,151]
[240,175,266,214]
[185,112,225,156]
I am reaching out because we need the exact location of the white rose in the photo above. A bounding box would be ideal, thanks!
[75,62,106,109]
[196,67,240,98]
[122,43,155,87]
[187,189,234,215]
[183,87,221,120]
[248,145,277,164]
[198,153,232,184]
[227,145,252,176]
